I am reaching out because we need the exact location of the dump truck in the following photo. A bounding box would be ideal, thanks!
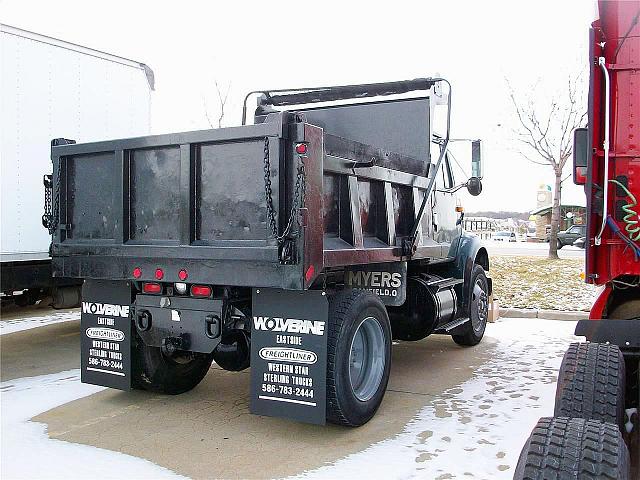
[516,0,640,477]
[44,78,489,426]
[1,24,153,308]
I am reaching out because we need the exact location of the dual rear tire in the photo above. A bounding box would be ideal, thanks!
[515,342,631,479]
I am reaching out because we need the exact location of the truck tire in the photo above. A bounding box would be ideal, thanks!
[132,341,214,395]
[452,264,489,347]
[555,342,625,428]
[326,289,391,427]
[514,417,630,480]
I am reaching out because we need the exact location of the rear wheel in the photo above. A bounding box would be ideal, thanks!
[557,239,563,249]
[515,417,630,480]
[326,289,391,427]
[555,342,625,429]
[132,340,214,395]
[452,264,489,346]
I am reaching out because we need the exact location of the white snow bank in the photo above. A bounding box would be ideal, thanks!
[0,310,80,335]
[290,319,580,480]
[0,369,186,479]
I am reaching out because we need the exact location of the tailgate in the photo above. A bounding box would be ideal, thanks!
[49,122,305,287]
[53,123,283,248]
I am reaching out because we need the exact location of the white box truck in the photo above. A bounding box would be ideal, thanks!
[1,24,153,307]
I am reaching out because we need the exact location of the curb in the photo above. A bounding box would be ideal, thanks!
[498,307,589,321]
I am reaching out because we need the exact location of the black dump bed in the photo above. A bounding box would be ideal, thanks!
[49,87,444,290]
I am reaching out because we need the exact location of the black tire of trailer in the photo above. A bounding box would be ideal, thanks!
[514,417,630,480]
[555,342,625,429]
[132,340,214,395]
[452,264,489,347]
[326,289,392,427]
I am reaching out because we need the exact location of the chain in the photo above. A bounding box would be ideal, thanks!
[42,157,61,235]
[263,136,306,244]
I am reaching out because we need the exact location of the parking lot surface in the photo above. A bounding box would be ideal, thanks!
[1,306,579,479]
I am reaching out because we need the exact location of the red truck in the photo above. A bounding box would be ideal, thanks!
[516,1,640,478]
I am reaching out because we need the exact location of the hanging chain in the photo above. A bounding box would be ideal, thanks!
[263,137,306,244]
[42,157,61,235]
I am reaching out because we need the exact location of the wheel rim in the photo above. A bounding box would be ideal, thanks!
[348,316,386,402]
[471,278,488,333]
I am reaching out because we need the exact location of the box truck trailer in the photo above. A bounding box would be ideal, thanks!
[0,24,153,307]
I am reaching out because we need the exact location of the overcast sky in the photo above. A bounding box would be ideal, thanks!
[1,0,597,212]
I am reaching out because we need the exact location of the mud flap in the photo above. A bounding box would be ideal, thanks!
[80,280,133,390]
[250,288,328,425]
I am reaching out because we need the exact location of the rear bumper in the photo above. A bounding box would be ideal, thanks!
[54,255,305,290]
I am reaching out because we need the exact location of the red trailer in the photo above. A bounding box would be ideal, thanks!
[516,1,640,478]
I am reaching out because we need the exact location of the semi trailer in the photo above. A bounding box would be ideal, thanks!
[45,77,489,426]
[516,1,640,478]
[0,24,153,307]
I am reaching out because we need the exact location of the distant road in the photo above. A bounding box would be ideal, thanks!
[482,240,585,259]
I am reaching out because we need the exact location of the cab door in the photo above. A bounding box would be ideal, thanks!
[431,143,462,258]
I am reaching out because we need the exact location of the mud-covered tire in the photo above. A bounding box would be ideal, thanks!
[452,264,489,347]
[555,342,625,428]
[514,417,630,480]
[132,341,214,395]
[326,289,392,427]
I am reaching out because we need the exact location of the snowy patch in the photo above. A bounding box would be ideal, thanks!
[491,255,597,311]
[290,319,580,480]
[0,370,185,479]
[0,310,80,335]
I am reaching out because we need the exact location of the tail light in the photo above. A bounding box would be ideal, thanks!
[143,282,162,294]
[132,267,142,279]
[191,285,212,298]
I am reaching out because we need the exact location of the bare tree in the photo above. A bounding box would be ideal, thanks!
[508,77,587,259]
[204,81,231,128]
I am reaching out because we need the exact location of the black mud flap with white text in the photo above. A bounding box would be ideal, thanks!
[80,280,133,390]
[250,288,328,425]
[345,261,407,306]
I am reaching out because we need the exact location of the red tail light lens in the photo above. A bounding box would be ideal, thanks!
[143,282,162,294]
[295,143,308,155]
[155,268,164,280]
[191,285,212,298]
[132,267,142,279]
[178,269,188,281]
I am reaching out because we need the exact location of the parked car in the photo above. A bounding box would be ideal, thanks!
[573,237,586,249]
[557,225,586,249]
[493,231,517,242]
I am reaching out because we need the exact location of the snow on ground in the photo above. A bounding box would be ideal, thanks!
[0,318,579,480]
[0,370,185,480]
[491,256,597,311]
[0,310,80,335]
[291,319,580,480]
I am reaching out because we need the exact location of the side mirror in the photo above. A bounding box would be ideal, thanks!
[471,139,483,179]
[467,177,483,196]
[573,127,588,185]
